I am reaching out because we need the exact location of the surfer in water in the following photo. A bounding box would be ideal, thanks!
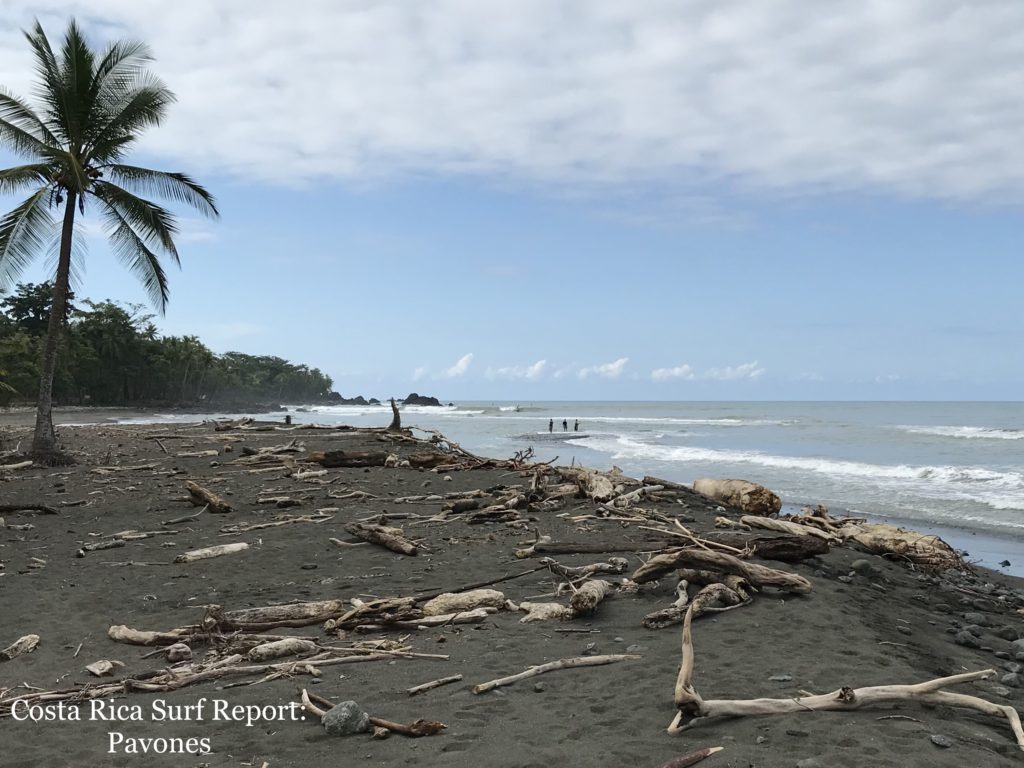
[548,419,553,433]
[574,419,579,431]
[562,419,568,431]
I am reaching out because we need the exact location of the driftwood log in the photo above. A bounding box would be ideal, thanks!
[631,548,812,594]
[344,523,418,556]
[703,531,830,562]
[472,654,641,694]
[387,398,401,431]
[667,605,1024,750]
[173,542,249,563]
[310,450,389,468]
[692,479,781,516]
[185,481,233,514]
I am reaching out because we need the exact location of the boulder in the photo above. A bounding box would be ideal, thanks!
[402,392,443,407]
[322,701,371,736]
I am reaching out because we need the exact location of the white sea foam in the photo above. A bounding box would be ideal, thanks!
[569,435,1024,510]
[898,425,1024,440]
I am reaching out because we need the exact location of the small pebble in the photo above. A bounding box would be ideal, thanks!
[1001,672,1021,688]
[896,625,912,635]
[785,729,809,738]
[755,736,767,745]
[300,563,318,570]
[625,644,644,653]
[769,674,794,682]
[929,734,954,748]
[534,682,546,693]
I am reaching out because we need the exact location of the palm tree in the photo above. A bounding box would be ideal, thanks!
[0,20,218,461]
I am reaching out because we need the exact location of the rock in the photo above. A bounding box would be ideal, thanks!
[1004,661,1022,674]
[1010,638,1024,655]
[769,674,794,682]
[973,598,998,612]
[955,630,981,648]
[1001,673,1021,688]
[796,759,824,768]
[1015,652,1024,662]
[625,644,644,653]
[322,701,371,736]
[995,651,1012,660]
[994,626,1020,641]
[993,686,1013,697]
[402,392,443,407]
[837,575,853,584]
[930,734,954,748]
[785,729,810,738]
[896,625,912,635]
[962,612,989,627]
[1002,560,1012,567]
[851,559,879,576]
[755,735,768,744]
[934,603,952,613]
[963,624,984,637]
[533,682,546,693]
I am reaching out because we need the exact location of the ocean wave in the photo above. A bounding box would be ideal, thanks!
[897,425,1024,440]
[568,435,1024,510]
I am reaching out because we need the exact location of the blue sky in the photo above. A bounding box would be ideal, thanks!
[1,2,1022,400]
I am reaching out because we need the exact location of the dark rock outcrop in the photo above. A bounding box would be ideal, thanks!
[402,392,442,407]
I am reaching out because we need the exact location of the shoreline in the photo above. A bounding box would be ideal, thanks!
[6,404,1024,576]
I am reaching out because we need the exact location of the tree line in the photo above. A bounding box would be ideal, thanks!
[0,282,333,407]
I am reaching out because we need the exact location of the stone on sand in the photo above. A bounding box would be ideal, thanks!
[322,701,371,736]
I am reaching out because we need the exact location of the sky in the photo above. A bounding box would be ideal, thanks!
[1,1,1022,401]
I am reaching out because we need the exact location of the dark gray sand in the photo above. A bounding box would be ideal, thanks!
[2,420,1024,768]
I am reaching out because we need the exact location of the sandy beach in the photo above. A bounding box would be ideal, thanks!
[2,418,1024,768]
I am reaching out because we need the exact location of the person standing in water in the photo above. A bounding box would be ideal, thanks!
[574,419,579,431]
[548,419,553,433]
[562,419,568,431]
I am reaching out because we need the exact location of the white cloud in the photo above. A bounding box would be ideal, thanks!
[578,357,628,379]
[444,353,473,378]
[487,359,546,381]
[2,3,1023,201]
[703,361,765,381]
[875,373,901,383]
[651,364,696,381]
[412,366,428,382]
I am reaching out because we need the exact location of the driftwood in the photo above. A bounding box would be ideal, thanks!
[516,535,674,558]
[173,542,249,563]
[472,654,641,694]
[631,548,812,594]
[1,634,40,660]
[667,605,1024,749]
[185,481,233,514]
[692,479,781,517]
[407,674,463,695]
[540,556,629,580]
[176,449,219,458]
[220,600,348,630]
[326,597,421,631]
[310,450,389,468]
[569,579,614,614]
[643,580,692,629]
[655,747,724,768]
[0,460,33,472]
[0,503,58,515]
[344,522,418,556]
[108,625,189,646]
[356,608,496,631]
[387,398,402,431]
[703,531,830,563]
[421,589,505,616]
[247,638,318,661]
[739,515,840,542]
[518,602,575,623]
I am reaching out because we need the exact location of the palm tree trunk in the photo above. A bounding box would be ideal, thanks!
[32,190,77,460]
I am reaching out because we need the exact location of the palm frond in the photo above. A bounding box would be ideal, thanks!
[0,115,55,159]
[87,81,173,161]
[0,187,55,291]
[100,201,170,311]
[58,19,97,149]
[0,87,58,147]
[104,165,219,217]
[0,164,52,195]
[93,180,179,262]
[23,20,72,146]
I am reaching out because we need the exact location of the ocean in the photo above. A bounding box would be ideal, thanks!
[116,401,1023,540]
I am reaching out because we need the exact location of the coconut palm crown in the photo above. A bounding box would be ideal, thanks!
[0,19,218,459]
